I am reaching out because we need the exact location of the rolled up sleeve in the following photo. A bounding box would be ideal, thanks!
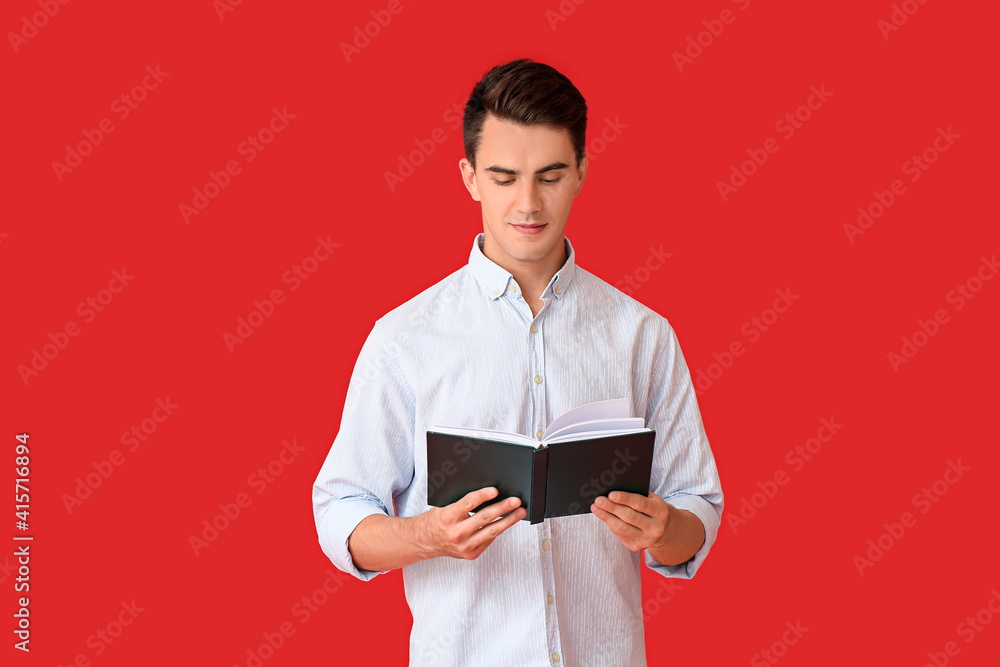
[312,318,416,581]
[643,320,724,580]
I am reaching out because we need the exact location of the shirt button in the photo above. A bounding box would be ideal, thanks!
[552,652,560,662]
[536,429,544,440]
[554,287,562,296]
[533,375,542,384]
[542,540,550,550]
[492,288,499,295]
[547,594,554,604]
[507,284,516,292]
[530,324,538,333]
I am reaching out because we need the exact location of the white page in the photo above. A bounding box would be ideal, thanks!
[429,398,634,449]
[544,427,652,445]
[544,397,630,436]
[427,425,538,447]
[544,417,646,442]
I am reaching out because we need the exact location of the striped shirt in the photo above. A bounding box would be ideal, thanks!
[312,232,723,666]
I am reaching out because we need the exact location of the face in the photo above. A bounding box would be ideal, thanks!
[460,114,587,270]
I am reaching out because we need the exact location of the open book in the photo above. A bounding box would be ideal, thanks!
[426,398,655,524]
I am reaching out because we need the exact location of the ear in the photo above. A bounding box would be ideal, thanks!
[459,158,481,202]
[573,154,588,198]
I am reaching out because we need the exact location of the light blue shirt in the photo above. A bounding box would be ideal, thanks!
[312,233,723,666]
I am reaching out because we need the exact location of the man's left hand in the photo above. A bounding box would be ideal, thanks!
[591,491,671,552]
[591,491,705,566]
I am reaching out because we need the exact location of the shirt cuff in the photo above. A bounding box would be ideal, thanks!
[316,497,391,582]
[645,494,721,579]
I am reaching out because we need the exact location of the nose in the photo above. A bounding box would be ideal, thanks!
[515,178,542,218]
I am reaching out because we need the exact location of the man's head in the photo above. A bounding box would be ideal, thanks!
[459,59,588,271]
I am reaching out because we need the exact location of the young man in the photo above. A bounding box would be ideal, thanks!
[312,58,723,666]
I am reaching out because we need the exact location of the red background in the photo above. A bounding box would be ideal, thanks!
[3,0,998,665]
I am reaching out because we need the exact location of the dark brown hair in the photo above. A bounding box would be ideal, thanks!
[463,58,588,171]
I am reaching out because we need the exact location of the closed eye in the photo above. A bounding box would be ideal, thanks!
[496,178,561,186]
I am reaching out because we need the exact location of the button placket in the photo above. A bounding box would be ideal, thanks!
[530,311,546,446]
[538,520,563,665]
[525,294,560,661]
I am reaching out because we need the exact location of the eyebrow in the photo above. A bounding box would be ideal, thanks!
[484,162,570,176]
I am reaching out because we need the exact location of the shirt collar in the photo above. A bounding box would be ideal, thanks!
[468,232,577,301]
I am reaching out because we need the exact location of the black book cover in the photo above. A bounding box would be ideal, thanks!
[426,430,655,524]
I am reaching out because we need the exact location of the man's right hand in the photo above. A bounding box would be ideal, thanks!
[418,487,526,561]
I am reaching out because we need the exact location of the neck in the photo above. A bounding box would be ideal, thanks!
[481,233,567,312]
[483,233,568,315]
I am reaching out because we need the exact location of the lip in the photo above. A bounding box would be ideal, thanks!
[512,223,546,235]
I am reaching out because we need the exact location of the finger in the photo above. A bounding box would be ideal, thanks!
[592,503,643,540]
[594,498,654,534]
[468,503,526,549]
[446,487,498,523]
[465,495,521,530]
[607,491,653,515]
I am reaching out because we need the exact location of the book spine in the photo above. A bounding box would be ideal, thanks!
[530,446,549,524]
